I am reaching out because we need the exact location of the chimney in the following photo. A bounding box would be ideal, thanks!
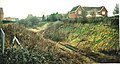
[0,8,4,21]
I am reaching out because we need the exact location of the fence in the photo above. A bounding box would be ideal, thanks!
[1,28,5,54]
[0,28,22,54]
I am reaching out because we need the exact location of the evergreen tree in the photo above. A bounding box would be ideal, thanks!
[113,4,119,15]
[42,15,45,21]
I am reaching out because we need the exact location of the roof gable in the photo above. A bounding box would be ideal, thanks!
[71,5,80,12]
[100,6,108,12]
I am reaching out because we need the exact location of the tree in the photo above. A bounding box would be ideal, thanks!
[46,12,62,21]
[80,10,88,23]
[18,14,40,27]
[113,4,119,15]
[47,13,56,21]
[42,15,45,21]
[56,14,62,21]
[91,10,96,18]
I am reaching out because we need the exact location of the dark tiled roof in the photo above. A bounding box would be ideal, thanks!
[83,7,102,11]
[70,5,103,12]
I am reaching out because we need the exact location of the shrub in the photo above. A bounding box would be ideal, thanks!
[77,17,88,24]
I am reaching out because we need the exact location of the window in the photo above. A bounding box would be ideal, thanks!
[102,11,105,15]
[78,11,81,14]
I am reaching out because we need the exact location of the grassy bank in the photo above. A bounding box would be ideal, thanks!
[44,22,119,54]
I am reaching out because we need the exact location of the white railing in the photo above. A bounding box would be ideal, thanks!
[0,28,22,54]
[12,36,23,49]
[1,28,5,54]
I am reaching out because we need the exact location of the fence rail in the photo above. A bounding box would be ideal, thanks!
[12,36,23,49]
[0,28,22,54]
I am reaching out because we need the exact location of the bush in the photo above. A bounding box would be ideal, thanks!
[2,20,15,24]
[17,16,40,28]
[77,17,88,23]
[0,48,68,64]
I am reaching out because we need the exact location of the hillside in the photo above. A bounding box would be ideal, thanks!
[0,21,119,63]
[0,23,94,64]
[46,22,118,49]
[43,21,119,62]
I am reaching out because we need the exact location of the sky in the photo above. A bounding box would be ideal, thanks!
[0,0,119,19]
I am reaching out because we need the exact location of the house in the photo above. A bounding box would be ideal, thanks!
[0,8,4,21]
[68,5,108,19]
[4,17,13,21]
[4,17,19,21]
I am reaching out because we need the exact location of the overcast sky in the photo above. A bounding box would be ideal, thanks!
[0,0,119,19]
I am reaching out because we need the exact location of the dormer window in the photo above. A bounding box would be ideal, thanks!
[78,11,81,14]
[102,11,105,15]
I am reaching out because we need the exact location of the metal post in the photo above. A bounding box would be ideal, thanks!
[14,36,21,46]
[12,36,15,50]
[12,36,23,51]
[1,28,5,54]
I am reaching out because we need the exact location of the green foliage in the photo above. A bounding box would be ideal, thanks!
[0,48,67,64]
[81,10,88,23]
[42,15,45,21]
[74,10,88,23]
[0,21,119,63]
[26,15,40,26]
[17,14,40,28]
[0,21,3,27]
[77,17,88,23]
[47,12,62,21]
[113,4,119,14]
[1,24,92,64]
[44,22,119,52]
[44,22,66,42]
[2,20,15,24]
[45,31,66,42]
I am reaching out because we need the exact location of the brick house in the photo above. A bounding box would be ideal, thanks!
[4,17,19,21]
[4,17,14,21]
[68,5,108,19]
[0,8,4,21]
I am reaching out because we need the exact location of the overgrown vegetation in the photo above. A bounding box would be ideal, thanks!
[0,13,119,63]
[0,24,96,64]
[44,19,119,58]
[46,12,62,21]
[17,14,41,28]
